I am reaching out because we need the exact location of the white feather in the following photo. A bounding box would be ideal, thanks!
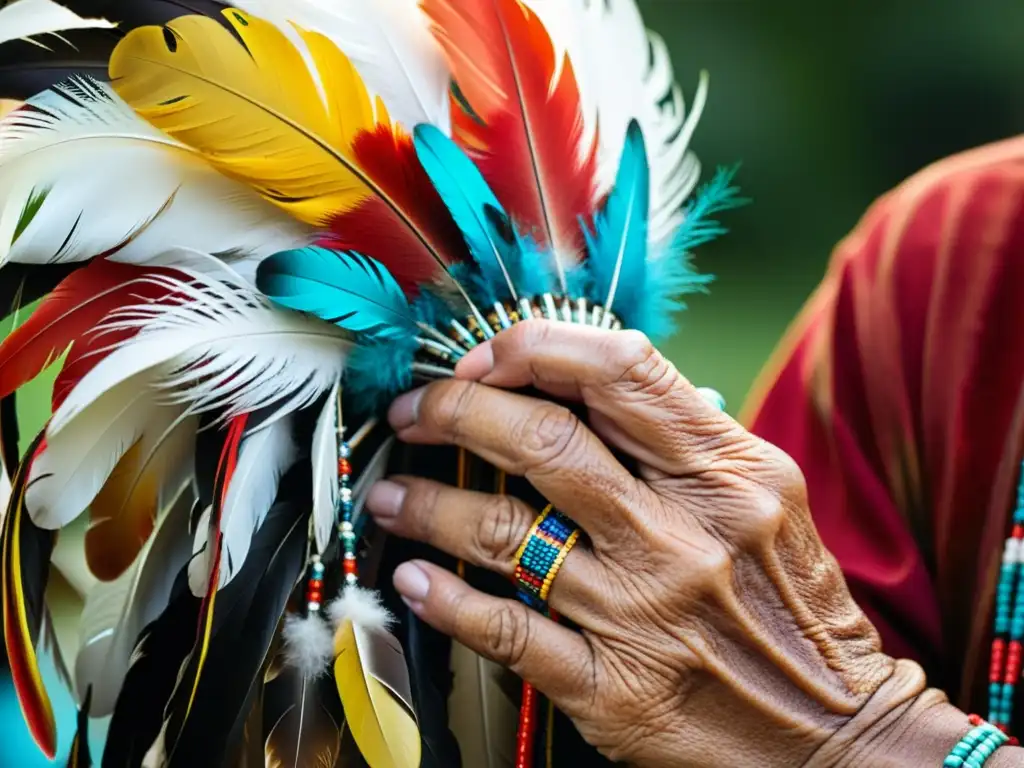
[0,78,312,268]
[282,613,334,678]
[187,415,298,595]
[311,382,339,555]
[0,0,115,46]
[235,0,449,131]
[74,485,194,716]
[529,0,707,251]
[51,274,353,434]
[328,585,394,633]
[350,435,394,527]
[27,371,163,529]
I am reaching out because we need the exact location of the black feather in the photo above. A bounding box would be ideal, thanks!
[162,463,311,767]
[101,568,201,768]
[0,29,120,100]
[59,0,232,28]
[66,686,93,768]
[0,264,81,323]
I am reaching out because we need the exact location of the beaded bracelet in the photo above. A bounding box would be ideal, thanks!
[944,716,1010,767]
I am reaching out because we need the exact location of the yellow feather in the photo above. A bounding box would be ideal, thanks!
[333,617,421,768]
[108,9,385,225]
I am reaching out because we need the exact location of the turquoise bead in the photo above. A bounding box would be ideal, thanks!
[943,757,963,767]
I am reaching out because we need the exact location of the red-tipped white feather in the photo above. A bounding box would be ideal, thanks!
[527,0,707,251]
[0,78,312,269]
[51,273,353,432]
[188,415,298,595]
[235,0,450,132]
[0,0,115,46]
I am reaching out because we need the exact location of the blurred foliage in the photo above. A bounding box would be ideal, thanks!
[2,1,1023,764]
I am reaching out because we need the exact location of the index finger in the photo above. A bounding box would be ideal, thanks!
[454,321,745,475]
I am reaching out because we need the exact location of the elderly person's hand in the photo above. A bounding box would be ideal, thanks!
[366,321,990,767]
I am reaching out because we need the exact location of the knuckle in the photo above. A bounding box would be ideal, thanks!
[686,541,734,596]
[517,403,582,470]
[404,479,441,540]
[609,331,676,398]
[475,495,530,565]
[422,380,478,437]
[512,318,552,350]
[483,603,531,668]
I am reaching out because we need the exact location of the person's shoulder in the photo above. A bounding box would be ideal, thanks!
[835,135,1024,264]
[896,134,1024,200]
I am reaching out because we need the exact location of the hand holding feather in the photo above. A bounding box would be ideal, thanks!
[363,320,971,767]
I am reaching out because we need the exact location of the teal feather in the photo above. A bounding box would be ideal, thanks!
[345,334,419,415]
[256,247,416,336]
[672,164,748,254]
[584,120,650,326]
[413,124,519,300]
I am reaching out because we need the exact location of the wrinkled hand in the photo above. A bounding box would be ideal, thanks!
[366,321,935,767]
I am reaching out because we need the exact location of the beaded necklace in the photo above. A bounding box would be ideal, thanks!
[987,463,1024,736]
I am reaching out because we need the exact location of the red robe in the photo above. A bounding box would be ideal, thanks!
[742,136,1024,717]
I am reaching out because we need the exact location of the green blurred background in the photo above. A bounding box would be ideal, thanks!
[2,0,1023,763]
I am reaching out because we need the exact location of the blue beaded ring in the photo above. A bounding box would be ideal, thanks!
[513,506,581,610]
[944,717,1009,767]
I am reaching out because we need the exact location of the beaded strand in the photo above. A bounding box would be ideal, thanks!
[988,463,1024,733]
[338,435,358,586]
[945,716,1010,767]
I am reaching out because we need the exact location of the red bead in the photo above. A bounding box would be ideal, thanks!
[515,681,537,768]
[310,579,323,589]
[343,558,358,575]
[338,458,352,476]
[969,714,984,726]
[308,589,322,602]
[1010,737,1020,746]
[1013,524,1024,539]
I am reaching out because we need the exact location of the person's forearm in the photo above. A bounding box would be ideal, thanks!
[805,660,1024,766]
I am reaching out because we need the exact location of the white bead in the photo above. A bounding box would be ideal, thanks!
[344,551,356,560]
[308,601,321,612]
[340,488,353,502]
[344,573,358,586]
[341,521,354,533]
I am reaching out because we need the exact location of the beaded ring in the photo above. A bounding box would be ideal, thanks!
[513,506,581,609]
[945,716,1011,767]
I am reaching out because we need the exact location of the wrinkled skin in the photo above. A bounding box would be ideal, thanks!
[367,320,1017,767]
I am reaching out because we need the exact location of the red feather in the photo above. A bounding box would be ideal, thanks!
[422,0,598,278]
[323,125,469,295]
[0,260,179,402]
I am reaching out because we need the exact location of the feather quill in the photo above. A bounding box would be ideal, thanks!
[0,77,311,268]
[0,0,115,46]
[66,686,92,768]
[422,0,598,290]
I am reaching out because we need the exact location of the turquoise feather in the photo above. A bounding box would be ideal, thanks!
[584,120,650,326]
[256,247,417,336]
[413,124,519,300]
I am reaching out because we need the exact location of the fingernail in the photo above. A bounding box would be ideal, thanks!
[394,561,430,604]
[366,480,406,520]
[455,341,495,380]
[388,387,425,430]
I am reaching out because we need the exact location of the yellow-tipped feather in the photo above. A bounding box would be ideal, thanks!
[109,9,386,225]
[333,612,420,768]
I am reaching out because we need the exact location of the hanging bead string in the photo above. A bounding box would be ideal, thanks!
[337,392,359,588]
[987,462,1024,735]
[304,554,326,615]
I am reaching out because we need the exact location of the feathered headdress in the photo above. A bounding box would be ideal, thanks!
[0,0,744,765]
